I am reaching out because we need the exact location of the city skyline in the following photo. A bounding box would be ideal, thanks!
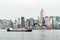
[0,9,60,29]
[0,0,60,21]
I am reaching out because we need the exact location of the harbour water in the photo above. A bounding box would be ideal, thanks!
[0,29,60,40]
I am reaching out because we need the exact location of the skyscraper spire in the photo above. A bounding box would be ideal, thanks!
[38,8,45,25]
[40,8,44,18]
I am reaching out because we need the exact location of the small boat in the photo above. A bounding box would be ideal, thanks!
[7,28,32,32]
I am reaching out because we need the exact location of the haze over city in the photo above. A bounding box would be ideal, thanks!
[0,0,60,21]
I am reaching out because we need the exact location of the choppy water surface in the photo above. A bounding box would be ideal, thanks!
[0,29,60,40]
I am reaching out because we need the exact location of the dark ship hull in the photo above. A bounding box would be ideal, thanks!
[7,28,32,32]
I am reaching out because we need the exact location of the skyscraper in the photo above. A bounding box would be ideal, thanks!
[38,8,45,24]
[17,18,20,28]
[29,18,34,28]
[40,8,45,18]
[25,19,30,27]
[10,20,14,28]
[21,17,25,28]
[13,20,18,29]
[50,16,58,29]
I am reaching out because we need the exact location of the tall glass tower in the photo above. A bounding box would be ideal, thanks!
[21,17,25,28]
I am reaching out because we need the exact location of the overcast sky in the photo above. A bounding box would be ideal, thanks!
[0,0,60,21]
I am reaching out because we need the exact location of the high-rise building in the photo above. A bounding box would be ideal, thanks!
[50,16,59,29]
[58,23,60,29]
[13,20,18,29]
[2,19,8,29]
[10,20,14,28]
[40,8,45,18]
[25,19,30,27]
[21,17,25,28]
[17,18,20,28]
[29,18,34,28]
[56,16,60,22]
[38,8,45,24]
[0,19,3,29]
[33,20,41,29]
[46,18,53,29]
[34,20,39,23]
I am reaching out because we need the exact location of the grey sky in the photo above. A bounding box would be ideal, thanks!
[0,0,60,21]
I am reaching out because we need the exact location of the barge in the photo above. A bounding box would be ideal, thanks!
[7,28,32,32]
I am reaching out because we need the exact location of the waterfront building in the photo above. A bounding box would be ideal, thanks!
[58,23,60,29]
[25,19,30,27]
[2,19,8,29]
[21,17,25,28]
[45,17,49,29]
[58,22,60,29]
[0,19,3,29]
[33,20,41,29]
[10,20,14,28]
[29,18,34,28]
[17,18,20,28]
[0,19,3,24]
[45,16,49,18]
[56,16,60,22]
[13,20,18,29]
[6,20,10,28]
[50,16,59,29]
[38,8,45,25]
[49,16,54,29]
[34,20,39,23]
[45,16,49,23]
[40,8,45,18]
[33,23,40,30]
[46,18,53,29]
[56,16,60,29]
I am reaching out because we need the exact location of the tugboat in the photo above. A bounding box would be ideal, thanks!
[7,28,32,32]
